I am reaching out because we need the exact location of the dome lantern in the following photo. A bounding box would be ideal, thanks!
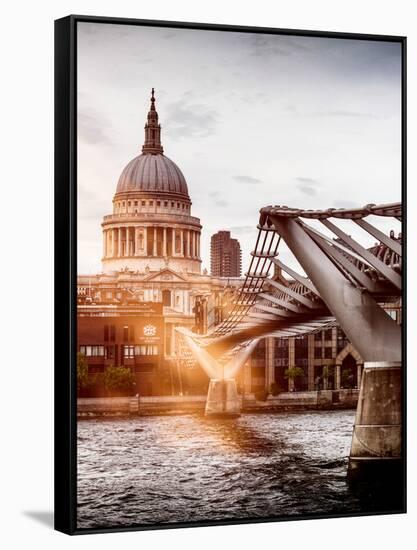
[142,88,164,155]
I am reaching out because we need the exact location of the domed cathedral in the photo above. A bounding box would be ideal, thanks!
[101,89,202,275]
[77,90,242,396]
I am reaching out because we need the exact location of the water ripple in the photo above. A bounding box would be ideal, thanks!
[77,411,399,529]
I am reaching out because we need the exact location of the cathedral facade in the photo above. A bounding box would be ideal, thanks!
[77,90,241,396]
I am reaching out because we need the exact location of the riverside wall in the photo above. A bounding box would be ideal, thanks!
[77,390,359,417]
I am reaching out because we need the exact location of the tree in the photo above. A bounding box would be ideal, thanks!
[77,352,89,394]
[103,366,136,396]
[284,366,305,391]
[322,366,334,390]
[341,368,355,389]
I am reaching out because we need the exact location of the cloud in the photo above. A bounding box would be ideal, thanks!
[296,177,319,185]
[295,177,320,196]
[207,191,229,207]
[333,200,360,209]
[249,35,309,58]
[228,226,257,235]
[164,100,218,139]
[214,199,229,207]
[298,185,318,196]
[311,109,381,119]
[233,175,263,185]
[285,105,383,120]
[78,106,111,145]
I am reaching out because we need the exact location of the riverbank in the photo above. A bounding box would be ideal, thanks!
[77,389,358,417]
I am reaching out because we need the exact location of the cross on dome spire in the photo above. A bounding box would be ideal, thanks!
[142,88,164,155]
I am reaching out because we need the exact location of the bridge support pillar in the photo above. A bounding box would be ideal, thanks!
[205,378,240,417]
[348,361,402,481]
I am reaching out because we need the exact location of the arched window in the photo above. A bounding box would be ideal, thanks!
[162,290,171,307]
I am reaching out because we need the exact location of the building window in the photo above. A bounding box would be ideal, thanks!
[142,200,145,206]
[162,289,171,307]
[110,325,116,342]
[157,201,161,207]
[150,201,153,206]
[134,345,159,356]
[134,200,138,206]
[171,202,174,207]
[324,328,333,341]
[128,201,131,206]
[106,346,115,360]
[337,328,349,352]
[324,347,333,359]
[314,345,322,359]
[80,345,105,357]
[123,345,135,358]
[104,325,109,341]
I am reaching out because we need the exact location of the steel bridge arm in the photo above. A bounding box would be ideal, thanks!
[269,216,401,362]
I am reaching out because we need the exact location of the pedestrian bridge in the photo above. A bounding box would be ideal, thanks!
[176,202,403,478]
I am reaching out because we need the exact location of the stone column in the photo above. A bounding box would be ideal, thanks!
[163,227,167,256]
[349,361,402,481]
[124,227,129,257]
[134,227,139,256]
[111,229,115,257]
[118,227,122,257]
[187,230,191,257]
[103,230,107,258]
[196,233,200,258]
[144,227,148,256]
[288,338,295,391]
[308,334,315,390]
[191,231,195,258]
[153,227,157,256]
[172,228,176,257]
[108,230,112,258]
[180,229,184,257]
[335,364,341,390]
[265,337,275,392]
[205,379,240,417]
[357,363,363,389]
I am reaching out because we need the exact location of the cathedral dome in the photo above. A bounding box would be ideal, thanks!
[116,153,189,198]
[114,88,190,201]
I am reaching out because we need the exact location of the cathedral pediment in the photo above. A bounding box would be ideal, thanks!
[142,268,189,283]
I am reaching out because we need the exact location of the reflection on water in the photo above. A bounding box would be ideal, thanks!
[77,411,402,529]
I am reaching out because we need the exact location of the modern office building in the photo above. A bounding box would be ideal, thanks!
[210,231,242,277]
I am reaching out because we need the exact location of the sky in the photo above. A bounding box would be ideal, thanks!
[77,22,402,275]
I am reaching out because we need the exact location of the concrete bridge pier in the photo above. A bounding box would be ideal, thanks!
[205,378,240,417]
[348,361,402,481]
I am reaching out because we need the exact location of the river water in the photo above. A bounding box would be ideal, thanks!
[77,410,401,529]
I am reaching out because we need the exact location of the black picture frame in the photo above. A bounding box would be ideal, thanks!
[54,14,407,535]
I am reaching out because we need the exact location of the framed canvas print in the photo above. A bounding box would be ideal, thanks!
[54,15,406,535]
